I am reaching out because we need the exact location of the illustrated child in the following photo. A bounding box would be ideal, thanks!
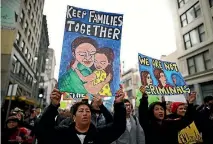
[75,47,114,96]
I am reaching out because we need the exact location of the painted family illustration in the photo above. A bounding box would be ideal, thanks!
[59,36,114,96]
[140,68,185,88]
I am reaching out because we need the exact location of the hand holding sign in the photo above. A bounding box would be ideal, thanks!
[187,91,196,104]
[93,94,103,107]
[115,84,125,103]
[139,86,146,94]
[50,88,62,106]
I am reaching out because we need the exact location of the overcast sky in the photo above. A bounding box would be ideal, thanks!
[43,0,177,79]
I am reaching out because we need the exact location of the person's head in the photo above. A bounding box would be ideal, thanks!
[64,109,72,117]
[91,100,100,111]
[7,116,19,129]
[141,71,153,86]
[94,47,114,81]
[148,102,165,120]
[171,74,185,86]
[30,109,36,118]
[123,99,132,117]
[204,96,213,107]
[72,102,92,127]
[166,101,172,112]
[171,102,186,116]
[36,107,41,116]
[154,68,167,87]
[70,37,98,68]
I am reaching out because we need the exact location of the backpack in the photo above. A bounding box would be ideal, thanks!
[132,115,137,125]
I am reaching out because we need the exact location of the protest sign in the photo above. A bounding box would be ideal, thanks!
[138,53,190,96]
[58,6,123,100]
[178,122,202,144]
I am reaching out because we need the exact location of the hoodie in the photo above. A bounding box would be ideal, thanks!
[139,95,194,144]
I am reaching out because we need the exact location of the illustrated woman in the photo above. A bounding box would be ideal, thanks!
[59,37,111,94]
[75,47,114,96]
[153,68,173,88]
[141,71,153,86]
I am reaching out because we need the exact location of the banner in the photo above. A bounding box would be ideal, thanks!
[1,0,21,30]
[178,122,202,144]
[138,53,190,96]
[58,6,123,100]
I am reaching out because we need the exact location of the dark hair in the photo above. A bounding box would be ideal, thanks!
[123,99,131,104]
[141,71,151,86]
[148,102,166,120]
[154,68,165,88]
[204,96,213,103]
[123,99,133,109]
[72,102,92,116]
[68,36,98,69]
[96,47,114,81]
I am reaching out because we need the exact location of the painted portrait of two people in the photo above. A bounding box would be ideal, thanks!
[59,36,115,96]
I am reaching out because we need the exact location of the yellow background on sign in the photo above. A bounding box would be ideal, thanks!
[178,122,202,144]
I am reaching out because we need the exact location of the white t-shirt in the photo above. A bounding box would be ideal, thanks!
[126,118,131,132]
[77,134,86,144]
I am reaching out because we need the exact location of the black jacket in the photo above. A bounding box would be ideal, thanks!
[195,105,213,144]
[139,95,194,144]
[36,102,126,144]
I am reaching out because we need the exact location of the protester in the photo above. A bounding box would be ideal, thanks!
[59,107,74,128]
[36,85,126,144]
[24,108,37,129]
[167,96,203,144]
[139,86,196,144]
[2,115,33,144]
[195,96,213,144]
[90,95,114,128]
[112,99,145,144]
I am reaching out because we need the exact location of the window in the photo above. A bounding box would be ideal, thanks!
[19,10,25,26]
[203,51,212,70]
[125,79,132,87]
[127,90,133,98]
[187,51,212,75]
[11,55,17,73]
[30,13,34,23]
[24,21,28,33]
[178,0,189,8]
[210,0,213,7]
[27,30,31,38]
[187,58,195,74]
[27,3,31,14]
[28,53,31,61]
[180,3,201,27]
[16,32,21,45]
[20,41,25,51]
[24,48,28,56]
[183,24,205,49]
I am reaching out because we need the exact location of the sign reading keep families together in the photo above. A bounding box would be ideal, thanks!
[138,53,190,96]
[58,6,123,99]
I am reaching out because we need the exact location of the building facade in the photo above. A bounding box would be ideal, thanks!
[121,68,140,99]
[1,0,45,103]
[43,48,56,104]
[168,0,213,104]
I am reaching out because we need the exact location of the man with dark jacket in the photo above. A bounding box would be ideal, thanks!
[36,86,126,144]
[195,96,213,144]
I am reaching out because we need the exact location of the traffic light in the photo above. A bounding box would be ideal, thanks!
[38,88,45,98]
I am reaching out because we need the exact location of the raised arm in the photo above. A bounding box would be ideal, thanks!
[97,85,126,144]
[36,88,62,144]
[167,92,196,131]
[99,104,113,126]
[138,87,149,130]
[75,68,96,82]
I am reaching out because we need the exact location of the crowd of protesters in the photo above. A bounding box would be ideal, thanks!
[1,84,213,144]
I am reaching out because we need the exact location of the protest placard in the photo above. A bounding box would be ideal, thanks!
[138,53,190,96]
[58,6,123,100]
